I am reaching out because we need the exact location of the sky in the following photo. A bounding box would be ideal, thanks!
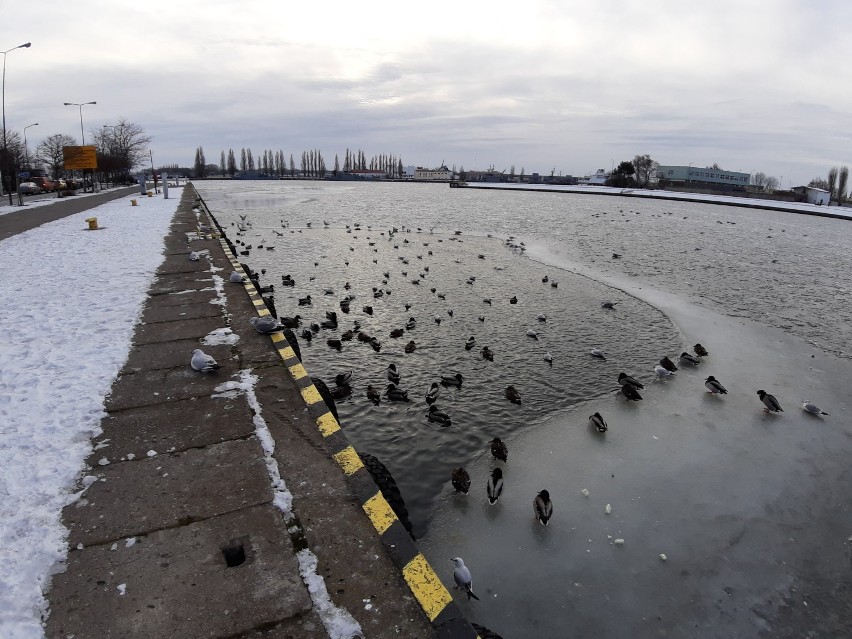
[3,0,852,187]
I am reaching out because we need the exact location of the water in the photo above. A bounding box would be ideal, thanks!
[195,181,852,637]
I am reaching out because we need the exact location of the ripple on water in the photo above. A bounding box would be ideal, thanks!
[216,222,680,536]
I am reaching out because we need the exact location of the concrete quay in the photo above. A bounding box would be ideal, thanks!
[44,186,479,638]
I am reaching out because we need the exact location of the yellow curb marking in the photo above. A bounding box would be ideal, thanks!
[403,554,454,622]
[362,492,398,536]
[300,384,322,405]
[333,446,364,475]
[316,411,340,437]
[270,333,286,344]
[288,362,308,379]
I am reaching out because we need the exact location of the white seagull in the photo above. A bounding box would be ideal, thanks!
[190,349,220,372]
[451,558,480,601]
[801,401,828,416]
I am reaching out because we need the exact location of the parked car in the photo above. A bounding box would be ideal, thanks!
[30,177,58,192]
[18,181,43,195]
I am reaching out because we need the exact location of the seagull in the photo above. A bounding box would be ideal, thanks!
[486,468,504,505]
[544,352,553,364]
[190,349,220,372]
[801,401,829,416]
[589,412,608,432]
[590,348,607,360]
[536,314,547,322]
[490,437,508,462]
[451,467,471,494]
[526,330,539,340]
[189,250,202,261]
[229,271,246,283]
[618,372,644,389]
[249,316,281,334]
[705,375,728,394]
[679,352,701,365]
[693,343,709,357]
[505,385,522,404]
[757,390,783,412]
[451,557,480,601]
[533,490,553,526]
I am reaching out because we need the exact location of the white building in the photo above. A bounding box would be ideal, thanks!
[791,185,830,205]
[403,165,417,180]
[578,169,610,186]
[414,166,452,181]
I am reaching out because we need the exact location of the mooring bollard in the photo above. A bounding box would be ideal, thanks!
[86,217,99,230]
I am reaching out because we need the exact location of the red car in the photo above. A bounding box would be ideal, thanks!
[30,177,59,192]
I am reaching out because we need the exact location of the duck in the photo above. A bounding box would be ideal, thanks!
[280,275,295,286]
[387,364,401,384]
[404,340,416,353]
[481,346,494,361]
[757,390,783,412]
[366,385,381,405]
[533,490,553,525]
[426,405,452,426]
[390,328,405,338]
[434,316,442,325]
[440,373,464,388]
[536,314,547,322]
[590,348,607,360]
[620,384,643,401]
[451,467,471,494]
[405,317,416,330]
[544,352,553,364]
[659,356,678,372]
[323,287,334,295]
[490,437,508,462]
[326,338,343,350]
[464,336,476,351]
[704,376,727,394]
[589,412,608,432]
[340,330,354,341]
[297,295,312,306]
[483,298,492,305]
[362,306,373,315]
[385,383,409,402]
[487,468,504,505]
[505,385,522,405]
[618,372,644,389]
[550,281,558,288]
[693,343,709,357]
[279,315,302,328]
[370,338,382,352]
[509,296,518,304]
[330,384,351,399]
[334,371,352,387]
[425,382,440,404]
[357,331,372,342]
[542,275,549,283]
[300,328,313,341]
[680,352,701,365]
[601,301,618,309]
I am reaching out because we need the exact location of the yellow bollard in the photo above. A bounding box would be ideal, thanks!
[86,217,99,230]
[131,199,137,206]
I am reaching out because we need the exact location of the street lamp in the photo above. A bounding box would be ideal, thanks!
[63,101,96,145]
[23,121,37,169]
[2,41,31,204]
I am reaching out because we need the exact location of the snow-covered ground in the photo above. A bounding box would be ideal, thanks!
[0,192,180,638]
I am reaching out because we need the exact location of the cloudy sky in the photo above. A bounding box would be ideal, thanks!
[3,0,851,186]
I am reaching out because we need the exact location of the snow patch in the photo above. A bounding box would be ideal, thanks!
[297,549,364,639]
[202,327,239,346]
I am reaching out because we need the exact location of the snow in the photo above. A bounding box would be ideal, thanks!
[0,192,179,638]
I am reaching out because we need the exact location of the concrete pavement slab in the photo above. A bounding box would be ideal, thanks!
[145,288,220,308]
[133,315,225,345]
[67,438,272,546]
[140,299,224,324]
[96,394,255,460]
[46,505,312,639]
[122,339,235,373]
[106,367,233,411]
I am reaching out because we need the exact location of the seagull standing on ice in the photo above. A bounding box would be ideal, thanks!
[190,349,220,372]
[801,401,829,416]
[451,558,480,600]
[654,364,674,378]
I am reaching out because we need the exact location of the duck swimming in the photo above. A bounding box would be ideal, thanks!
[385,383,409,402]
[440,373,464,388]
[464,336,476,350]
[297,295,312,306]
[505,386,522,405]
[481,346,494,361]
[425,382,440,404]
[404,340,417,353]
[366,385,381,405]
[426,404,452,426]
[387,364,401,384]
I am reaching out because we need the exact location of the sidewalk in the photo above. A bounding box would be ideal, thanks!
[43,186,477,638]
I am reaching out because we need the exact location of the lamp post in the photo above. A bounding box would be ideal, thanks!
[2,41,32,204]
[23,121,37,169]
[63,101,96,145]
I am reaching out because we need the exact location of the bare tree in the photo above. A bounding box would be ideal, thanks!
[807,177,829,190]
[765,176,779,191]
[193,147,206,177]
[227,149,236,177]
[633,154,658,188]
[240,148,247,172]
[220,150,226,176]
[828,167,838,205]
[837,166,849,205]
[36,133,76,178]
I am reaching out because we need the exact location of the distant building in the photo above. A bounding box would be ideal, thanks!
[658,165,750,187]
[791,185,830,205]
[578,169,610,186]
[403,165,417,180]
[414,165,452,181]
[348,169,387,179]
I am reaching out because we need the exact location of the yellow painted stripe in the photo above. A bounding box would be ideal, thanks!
[288,362,308,380]
[402,554,453,622]
[333,446,364,475]
[316,411,340,437]
[300,385,322,405]
[362,492,398,536]
[253,299,266,307]
[257,308,270,317]
[270,333,286,344]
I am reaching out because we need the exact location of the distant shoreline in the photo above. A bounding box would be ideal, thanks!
[453,182,852,221]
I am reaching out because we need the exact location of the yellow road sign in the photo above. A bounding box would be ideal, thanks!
[63,146,98,170]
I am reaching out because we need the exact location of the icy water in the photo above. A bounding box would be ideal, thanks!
[195,181,852,638]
